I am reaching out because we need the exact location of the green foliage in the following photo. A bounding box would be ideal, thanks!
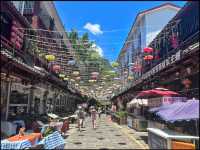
[68,29,113,81]
[115,111,128,118]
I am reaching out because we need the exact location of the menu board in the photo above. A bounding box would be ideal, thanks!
[148,132,168,149]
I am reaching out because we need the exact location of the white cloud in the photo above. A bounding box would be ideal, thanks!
[84,22,103,35]
[91,43,103,56]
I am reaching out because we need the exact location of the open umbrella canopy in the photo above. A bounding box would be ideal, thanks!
[152,100,199,122]
[136,88,180,98]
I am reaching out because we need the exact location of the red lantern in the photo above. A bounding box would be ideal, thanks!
[143,47,153,53]
[91,75,97,80]
[144,55,153,60]
[52,65,61,72]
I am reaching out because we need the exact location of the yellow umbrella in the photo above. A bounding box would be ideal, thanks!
[45,55,55,61]
[59,74,65,78]
[72,71,79,76]
[63,77,69,81]
[70,79,75,82]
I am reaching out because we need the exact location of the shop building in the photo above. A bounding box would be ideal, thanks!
[1,1,83,121]
[117,3,180,88]
[112,1,199,108]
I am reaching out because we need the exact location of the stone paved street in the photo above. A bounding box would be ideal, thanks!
[64,114,148,149]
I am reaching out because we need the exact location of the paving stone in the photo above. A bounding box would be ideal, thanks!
[64,114,144,149]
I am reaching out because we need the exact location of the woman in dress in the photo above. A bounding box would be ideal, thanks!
[90,106,97,129]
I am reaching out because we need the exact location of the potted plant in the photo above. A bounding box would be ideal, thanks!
[115,110,128,125]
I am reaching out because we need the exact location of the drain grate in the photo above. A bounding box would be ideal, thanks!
[115,134,122,136]
[129,132,135,134]
[97,137,104,140]
[78,134,84,136]
[110,130,115,132]
[118,142,127,145]
[96,131,102,133]
[74,142,82,145]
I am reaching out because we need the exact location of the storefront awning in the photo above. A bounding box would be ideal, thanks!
[150,99,199,122]
[127,98,148,108]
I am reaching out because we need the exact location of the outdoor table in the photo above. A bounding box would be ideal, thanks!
[38,131,65,149]
[7,133,42,145]
[1,139,32,149]
[147,128,199,149]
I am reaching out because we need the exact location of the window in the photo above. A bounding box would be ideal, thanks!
[10,91,28,104]
[0,12,12,40]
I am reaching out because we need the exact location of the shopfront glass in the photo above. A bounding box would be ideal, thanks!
[8,90,29,120]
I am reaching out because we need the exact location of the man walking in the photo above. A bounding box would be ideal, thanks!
[75,106,85,131]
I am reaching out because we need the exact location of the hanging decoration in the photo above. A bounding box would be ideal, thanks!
[91,72,99,76]
[72,71,79,76]
[143,47,153,53]
[128,76,134,80]
[111,62,119,68]
[76,77,81,81]
[70,79,75,82]
[59,74,65,78]
[67,60,76,65]
[63,77,69,81]
[45,55,55,61]
[182,79,192,88]
[143,55,153,60]
[91,75,98,80]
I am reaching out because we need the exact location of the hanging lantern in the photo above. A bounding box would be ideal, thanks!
[124,71,128,75]
[59,74,65,78]
[89,80,95,83]
[144,55,153,60]
[143,47,153,53]
[128,76,134,80]
[91,75,97,80]
[76,77,81,81]
[52,65,61,72]
[45,55,55,61]
[114,77,120,80]
[67,60,76,65]
[186,67,191,74]
[91,72,99,76]
[72,71,79,76]
[182,79,192,86]
[111,62,119,68]
[63,77,69,81]
[70,79,75,82]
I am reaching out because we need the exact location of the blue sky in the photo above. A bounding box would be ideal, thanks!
[54,1,186,62]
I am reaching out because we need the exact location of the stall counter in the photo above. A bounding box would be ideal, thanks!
[147,128,199,149]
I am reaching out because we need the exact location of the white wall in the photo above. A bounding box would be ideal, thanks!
[145,7,179,46]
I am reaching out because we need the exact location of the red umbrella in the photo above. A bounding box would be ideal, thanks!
[136,88,179,98]
[143,47,153,53]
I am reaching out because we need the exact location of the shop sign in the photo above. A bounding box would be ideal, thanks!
[182,42,199,56]
[132,50,181,87]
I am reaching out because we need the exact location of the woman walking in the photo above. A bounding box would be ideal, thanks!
[90,106,97,129]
